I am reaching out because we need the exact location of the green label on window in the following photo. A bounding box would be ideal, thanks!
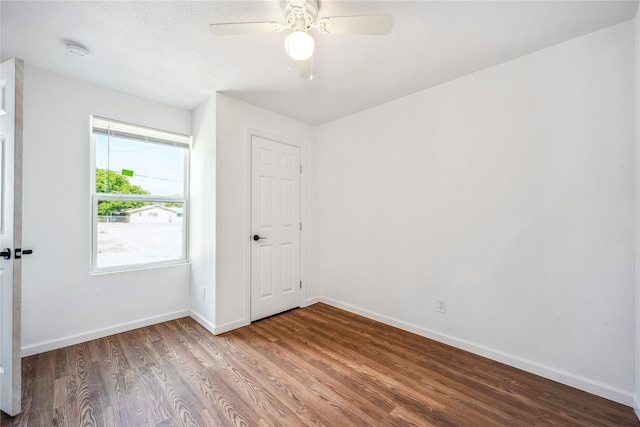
[122,169,134,177]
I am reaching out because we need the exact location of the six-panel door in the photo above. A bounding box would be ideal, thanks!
[250,135,301,322]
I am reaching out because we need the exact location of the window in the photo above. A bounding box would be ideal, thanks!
[91,116,190,272]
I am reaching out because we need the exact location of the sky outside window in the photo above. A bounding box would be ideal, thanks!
[95,134,185,197]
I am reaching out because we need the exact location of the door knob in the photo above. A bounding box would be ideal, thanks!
[0,248,10,260]
[253,235,267,241]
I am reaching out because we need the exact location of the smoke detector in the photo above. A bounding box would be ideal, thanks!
[66,42,91,58]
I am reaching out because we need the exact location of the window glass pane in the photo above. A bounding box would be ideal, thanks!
[91,117,189,273]
[95,133,185,197]
[96,201,184,269]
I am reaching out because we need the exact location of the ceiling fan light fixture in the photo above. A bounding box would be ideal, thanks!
[284,31,314,61]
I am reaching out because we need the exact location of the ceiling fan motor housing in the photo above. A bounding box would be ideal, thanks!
[284,0,318,31]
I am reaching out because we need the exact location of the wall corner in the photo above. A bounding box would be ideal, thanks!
[189,94,217,328]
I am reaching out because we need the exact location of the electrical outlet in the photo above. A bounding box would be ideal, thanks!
[200,287,206,300]
[436,297,446,314]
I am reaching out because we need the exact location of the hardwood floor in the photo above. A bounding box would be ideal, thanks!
[2,303,638,426]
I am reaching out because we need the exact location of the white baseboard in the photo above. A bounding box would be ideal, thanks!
[316,297,634,407]
[21,309,191,357]
[195,300,324,335]
[304,296,322,306]
[189,309,216,335]
[633,395,640,422]
[214,318,249,335]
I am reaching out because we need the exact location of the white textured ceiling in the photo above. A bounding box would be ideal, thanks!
[1,1,638,125]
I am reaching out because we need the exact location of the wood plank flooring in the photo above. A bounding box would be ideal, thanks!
[2,303,638,426]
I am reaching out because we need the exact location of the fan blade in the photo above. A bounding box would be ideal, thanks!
[210,22,284,36]
[299,58,316,79]
[316,15,393,35]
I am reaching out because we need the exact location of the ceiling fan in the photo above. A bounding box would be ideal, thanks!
[209,0,394,78]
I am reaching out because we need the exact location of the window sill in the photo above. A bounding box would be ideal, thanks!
[90,259,190,276]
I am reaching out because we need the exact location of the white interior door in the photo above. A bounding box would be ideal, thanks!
[0,58,23,417]
[250,135,301,322]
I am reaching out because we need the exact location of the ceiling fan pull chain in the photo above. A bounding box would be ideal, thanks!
[286,36,292,73]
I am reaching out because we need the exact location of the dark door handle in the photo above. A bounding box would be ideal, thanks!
[253,235,267,241]
[0,248,10,260]
[15,248,33,259]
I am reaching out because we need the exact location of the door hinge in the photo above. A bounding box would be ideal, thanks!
[300,222,302,231]
[300,281,302,289]
[300,164,302,173]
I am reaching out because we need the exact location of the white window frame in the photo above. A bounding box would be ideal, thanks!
[90,116,191,273]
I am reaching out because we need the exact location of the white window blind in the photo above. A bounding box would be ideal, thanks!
[91,116,191,147]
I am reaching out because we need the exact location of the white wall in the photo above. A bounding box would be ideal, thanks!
[189,96,217,332]
[215,93,317,333]
[21,66,192,355]
[317,21,635,404]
